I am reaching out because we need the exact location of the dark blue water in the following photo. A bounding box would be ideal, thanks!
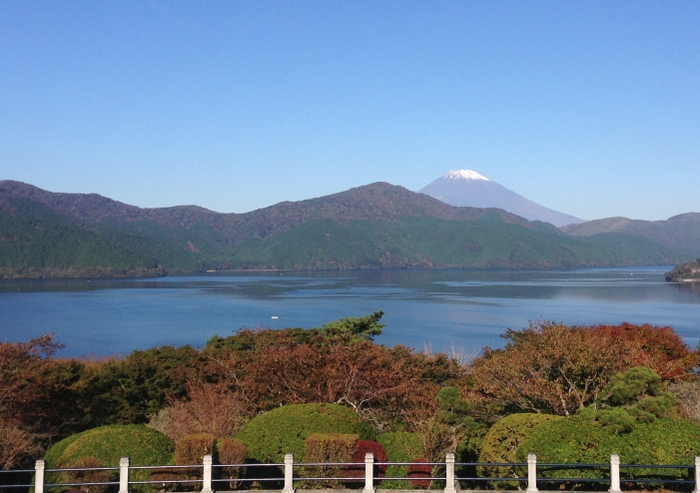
[1,266,698,358]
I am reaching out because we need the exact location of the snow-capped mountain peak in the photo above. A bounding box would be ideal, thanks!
[445,169,490,181]
[419,170,584,227]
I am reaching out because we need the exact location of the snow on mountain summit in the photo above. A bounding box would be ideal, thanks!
[419,170,583,227]
[445,170,490,181]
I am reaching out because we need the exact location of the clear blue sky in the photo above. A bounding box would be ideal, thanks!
[2,1,698,221]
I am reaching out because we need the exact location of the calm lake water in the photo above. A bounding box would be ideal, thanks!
[1,266,698,358]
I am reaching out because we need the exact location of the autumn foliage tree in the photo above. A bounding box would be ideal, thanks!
[76,344,210,427]
[468,321,697,417]
[0,334,83,468]
[148,381,250,442]
[4,315,697,471]
[206,326,466,432]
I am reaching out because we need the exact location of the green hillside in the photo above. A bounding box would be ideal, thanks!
[562,213,700,259]
[0,180,693,278]
[227,216,677,270]
[0,196,162,278]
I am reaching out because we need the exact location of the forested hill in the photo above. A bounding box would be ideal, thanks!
[562,213,700,260]
[0,180,693,278]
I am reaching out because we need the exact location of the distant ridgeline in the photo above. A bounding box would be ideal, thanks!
[1,180,700,278]
[665,260,700,282]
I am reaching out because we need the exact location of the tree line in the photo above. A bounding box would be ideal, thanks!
[1,313,699,473]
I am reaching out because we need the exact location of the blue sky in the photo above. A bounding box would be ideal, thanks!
[1,1,698,221]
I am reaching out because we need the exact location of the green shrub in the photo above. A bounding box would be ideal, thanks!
[478,413,562,487]
[516,417,610,480]
[234,403,372,463]
[43,429,91,469]
[575,367,678,434]
[65,457,115,493]
[518,416,700,485]
[44,424,174,492]
[377,431,425,489]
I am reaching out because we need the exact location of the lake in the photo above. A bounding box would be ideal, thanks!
[1,266,698,358]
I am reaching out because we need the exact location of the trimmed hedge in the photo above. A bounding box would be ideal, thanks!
[64,457,114,493]
[234,403,373,463]
[173,433,217,486]
[478,412,562,486]
[44,425,174,492]
[217,437,247,465]
[351,440,387,477]
[43,429,91,470]
[300,433,359,488]
[175,433,217,465]
[305,433,358,463]
[407,459,432,489]
[376,431,425,489]
[517,416,700,482]
[217,438,248,489]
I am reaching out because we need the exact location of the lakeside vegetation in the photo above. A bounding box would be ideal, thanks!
[2,180,698,278]
[2,313,699,489]
[665,259,700,282]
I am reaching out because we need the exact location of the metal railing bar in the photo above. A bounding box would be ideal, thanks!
[8,454,700,493]
[45,467,118,473]
[130,479,202,484]
[469,462,528,467]
[210,477,283,482]
[539,463,607,468]
[44,482,118,487]
[619,478,694,484]
[537,478,610,483]
[293,462,365,467]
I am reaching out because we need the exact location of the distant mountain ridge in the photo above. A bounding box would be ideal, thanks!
[561,213,700,260]
[0,179,697,278]
[419,170,584,227]
[1,180,539,240]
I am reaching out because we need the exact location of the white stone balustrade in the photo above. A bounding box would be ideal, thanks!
[27,453,700,493]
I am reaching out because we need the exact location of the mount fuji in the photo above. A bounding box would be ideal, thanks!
[419,170,584,227]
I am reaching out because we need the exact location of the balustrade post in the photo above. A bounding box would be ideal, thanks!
[119,457,130,493]
[526,454,538,493]
[35,460,45,493]
[283,454,295,493]
[609,455,621,493]
[444,453,457,493]
[694,456,700,493]
[363,452,375,493]
[201,454,213,493]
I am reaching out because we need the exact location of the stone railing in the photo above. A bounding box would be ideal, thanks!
[3,453,700,492]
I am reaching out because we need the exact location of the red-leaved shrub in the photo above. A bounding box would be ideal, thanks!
[407,458,432,488]
[344,440,388,484]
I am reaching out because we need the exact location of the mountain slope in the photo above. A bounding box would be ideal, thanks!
[419,170,583,227]
[561,213,700,259]
[0,195,166,278]
[0,180,689,277]
[227,216,676,270]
